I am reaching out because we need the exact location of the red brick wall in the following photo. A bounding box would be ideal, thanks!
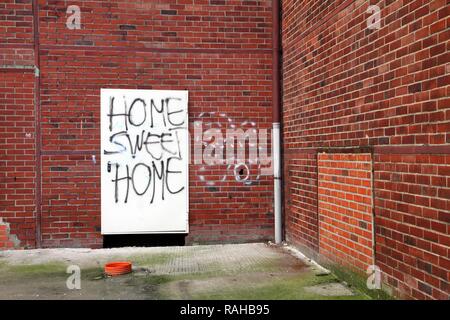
[374,153,449,299]
[0,0,34,66]
[1,0,274,248]
[318,153,374,273]
[0,0,36,249]
[0,219,20,250]
[284,152,319,253]
[282,0,449,299]
[0,71,36,249]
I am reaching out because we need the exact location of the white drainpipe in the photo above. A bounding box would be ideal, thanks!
[273,123,282,244]
[272,0,282,244]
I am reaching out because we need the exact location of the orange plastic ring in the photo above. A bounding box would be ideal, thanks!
[104,262,132,276]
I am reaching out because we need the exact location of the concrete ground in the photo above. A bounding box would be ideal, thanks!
[0,243,371,300]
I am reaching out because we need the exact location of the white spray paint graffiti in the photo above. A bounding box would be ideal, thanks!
[194,112,271,186]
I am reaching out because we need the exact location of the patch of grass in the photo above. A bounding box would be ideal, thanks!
[126,253,173,267]
[143,275,173,286]
[0,262,68,287]
[0,260,8,270]
[7,262,67,276]
[81,267,105,280]
[0,263,107,284]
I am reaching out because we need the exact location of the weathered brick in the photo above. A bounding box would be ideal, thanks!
[283,0,450,300]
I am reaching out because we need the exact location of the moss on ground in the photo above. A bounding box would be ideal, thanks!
[126,253,174,267]
[0,261,67,282]
[189,273,370,300]
[321,264,394,300]
[0,247,380,300]
[81,267,105,280]
[143,275,173,286]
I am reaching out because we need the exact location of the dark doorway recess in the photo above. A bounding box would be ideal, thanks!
[103,234,186,248]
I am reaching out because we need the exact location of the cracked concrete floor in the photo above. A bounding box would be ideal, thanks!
[0,243,371,300]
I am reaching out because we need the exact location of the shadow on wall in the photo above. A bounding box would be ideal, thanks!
[103,234,186,248]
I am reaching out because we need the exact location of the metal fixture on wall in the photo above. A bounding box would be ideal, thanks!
[32,0,42,248]
[272,0,282,244]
